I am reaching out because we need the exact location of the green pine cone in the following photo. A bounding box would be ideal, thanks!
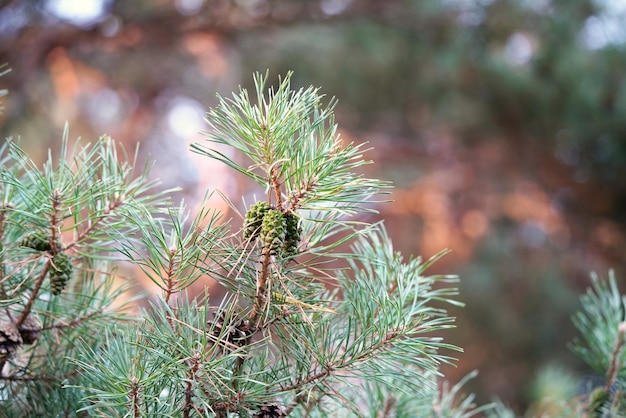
[20,231,51,251]
[283,212,302,256]
[50,253,72,295]
[260,209,286,255]
[243,201,271,241]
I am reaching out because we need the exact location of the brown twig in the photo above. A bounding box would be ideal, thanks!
[605,321,626,392]
[39,308,103,331]
[280,329,400,401]
[129,376,142,418]
[250,249,272,326]
[270,164,283,210]
[288,178,317,212]
[15,261,50,329]
[16,189,63,329]
[163,246,179,305]
[183,352,201,418]
[0,370,78,382]
[280,367,332,393]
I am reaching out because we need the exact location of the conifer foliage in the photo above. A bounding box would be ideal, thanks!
[4,72,626,417]
[0,72,490,417]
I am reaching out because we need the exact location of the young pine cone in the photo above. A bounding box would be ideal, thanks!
[20,231,51,252]
[50,253,72,295]
[260,209,287,256]
[243,201,271,241]
[283,212,302,256]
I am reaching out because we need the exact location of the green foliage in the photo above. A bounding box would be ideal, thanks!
[0,132,168,415]
[571,271,626,376]
[0,72,498,416]
[5,64,626,417]
[68,72,476,417]
[568,271,626,418]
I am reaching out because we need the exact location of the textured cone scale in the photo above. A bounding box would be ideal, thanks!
[50,253,72,295]
[20,231,51,251]
[243,201,271,241]
[209,312,254,351]
[283,212,302,256]
[0,322,22,359]
[18,315,41,345]
[260,209,286,255]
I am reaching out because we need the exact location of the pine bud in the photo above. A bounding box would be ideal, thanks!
[243,201,271,241]
[50,253,72,295]
[260,209,286,256]
[20,231,51,252]
[283,212,302,256]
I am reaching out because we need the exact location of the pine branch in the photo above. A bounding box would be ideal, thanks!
[128,376,141,418]
[39,308,103,331]
[605,321,626,392]
[183,352,201,418]
[14,259,49,329]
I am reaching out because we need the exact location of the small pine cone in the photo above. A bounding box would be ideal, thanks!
[20,231,51,252]
[243,201,271,241]
[0,322,22,360]
[254,403,286,418]
[50,253,72,295]
[260,209,286,256]
[209,312,254,350]
[283,212,302,256]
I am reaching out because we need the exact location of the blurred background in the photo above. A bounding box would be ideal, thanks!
[1,0,625,413]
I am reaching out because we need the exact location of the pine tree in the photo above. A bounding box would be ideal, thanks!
[0,72,495,416]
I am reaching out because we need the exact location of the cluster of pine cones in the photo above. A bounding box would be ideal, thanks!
[20,230,72,295]
[243,202,302,257]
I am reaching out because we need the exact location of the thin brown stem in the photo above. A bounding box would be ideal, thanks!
[233,248,272,391]
[270,164,283,209]
[250,248,272,326]
[378,397,396,418]
[183,352,201,418]
[280,368,332,393]
[48,189,62,254]
[39,308,103,331]
[283,392,317,416]
[288,178,317,211]
[129,376,141,418]
[0,370,78,382]
[163,247,178,305]
[280,330,400,397]
[605,322,626,392]
[15,261,50,329]
[17,190,63,328]
[0,204,10,302]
